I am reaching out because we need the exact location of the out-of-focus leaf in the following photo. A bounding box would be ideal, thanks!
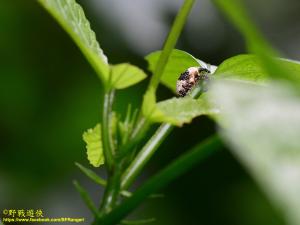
[215,54,300,83]
[82,124,104,167]
[38,0,109,83]
[110,64,147,89]
[212,0,276,56]
[209,80,300,225]
[145,49,200,92]
[212,0,300,85]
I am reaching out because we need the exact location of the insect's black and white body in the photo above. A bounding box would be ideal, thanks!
[176,67,211,97]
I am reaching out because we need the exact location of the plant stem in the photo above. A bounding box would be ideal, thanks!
[99,163,123,215]
[121,123,173,190]
[148,0,196,91]
[100,0,197,219]
[102,90,115,171]
[99,89,120,215]
[97,135,222,225]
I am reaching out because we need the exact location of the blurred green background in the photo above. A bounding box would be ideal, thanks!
[1,0,300,224]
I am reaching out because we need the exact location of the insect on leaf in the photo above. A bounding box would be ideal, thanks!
[146,49,200,93]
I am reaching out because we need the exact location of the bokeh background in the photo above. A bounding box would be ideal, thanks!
[1,0,300,224]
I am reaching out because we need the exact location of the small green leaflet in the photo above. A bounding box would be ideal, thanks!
[82,124,104,167]
[38,0,109,83]
[146,49,200,93]
[110,63,147,89]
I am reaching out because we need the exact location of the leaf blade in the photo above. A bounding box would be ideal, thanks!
[215,54,300,83]
[156,96,219,126]
[38,0,109,83]
[110,63,147,89]
[82,124,105,167]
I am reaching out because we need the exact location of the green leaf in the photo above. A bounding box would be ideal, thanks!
[215,54,268,83]
[146,49,200,92]
[215,54,300,84]
[209,80,300,225]
[110,64,147,89]
[82,124,104,167]
[38,0,109,83]
[75,162,106,186]
[156,96,219,126]
[142,87,218,126]
[73,180,99,217]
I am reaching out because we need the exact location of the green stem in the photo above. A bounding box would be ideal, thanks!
[101,90,115,171]
[97,135,222,225]
[99,162,123,215]
[121,123,173,190]
[148,0,196,91]
[99,88,120,215]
